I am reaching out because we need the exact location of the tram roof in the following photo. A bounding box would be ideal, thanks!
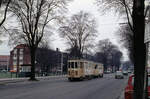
[68,59,103,65]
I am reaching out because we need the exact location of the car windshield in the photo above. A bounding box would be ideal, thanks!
[132,77,150,86]
[116,71,122,75]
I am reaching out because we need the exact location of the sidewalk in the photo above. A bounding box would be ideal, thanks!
[0,75,67,85]
[119,89,125,99]
[119,76,129,99]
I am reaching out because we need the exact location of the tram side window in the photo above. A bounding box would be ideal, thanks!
[80,62,83,68]
[95,65,98,69]
[75,62,77,68]
[71,62,74,68]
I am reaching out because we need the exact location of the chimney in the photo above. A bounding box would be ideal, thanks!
[56,48,59,52]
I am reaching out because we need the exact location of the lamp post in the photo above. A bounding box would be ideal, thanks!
[61,52,63,75]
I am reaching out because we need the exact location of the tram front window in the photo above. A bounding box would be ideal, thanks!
[69,62,78,68]
[95,65,98,69]
[71,62,74,68]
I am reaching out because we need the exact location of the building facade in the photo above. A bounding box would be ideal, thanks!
[0,55,10,71]
[9,44,31,73]
[36,48,69,74]
[9,44,69,74]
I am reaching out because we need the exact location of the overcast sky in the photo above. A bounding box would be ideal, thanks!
[0,0,128,60]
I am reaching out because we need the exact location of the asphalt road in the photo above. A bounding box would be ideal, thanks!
[0,74,128,99]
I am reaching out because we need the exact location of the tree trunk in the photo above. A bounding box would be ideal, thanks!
[103,58,107,71]
[29,47,37,81]
[133,0,146,99]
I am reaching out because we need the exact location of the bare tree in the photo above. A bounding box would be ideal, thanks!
[97,39,115,70]
[9,0,71,80]
[122,60,133,70]
[59,11,97,59]
[110,47,123,71]
[95,39,122,71]
[96,0,146,99]
[0,0,11,27]
[96,0,133,31]
[96,0,134,62]
[118,24,133,62]
[0,0,11,44]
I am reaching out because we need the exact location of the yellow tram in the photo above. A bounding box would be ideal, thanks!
[67,59,104,81]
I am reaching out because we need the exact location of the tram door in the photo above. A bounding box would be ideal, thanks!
[80,62,84,76]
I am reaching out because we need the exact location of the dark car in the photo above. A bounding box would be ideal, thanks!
[104,70,111,74]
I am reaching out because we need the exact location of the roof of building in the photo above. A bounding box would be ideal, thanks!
[0,55,10,60]
[15,44,28,49]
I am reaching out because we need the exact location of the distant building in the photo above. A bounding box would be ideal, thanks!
[36,48,69,74]
[54,49,69,73]
[9,44,31,73]
[0,55,10,71]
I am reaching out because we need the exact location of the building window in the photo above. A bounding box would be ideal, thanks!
[19,55,23,60]
[14,49,17,54]
[13,67,17,71]
[19,60,23,65]
[13,54,17,60]
[20,49,24,55]
[13,60,17,66]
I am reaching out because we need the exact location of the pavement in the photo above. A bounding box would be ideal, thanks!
[0,74,128,99]
[119,75,129,99]
[103,73,128,99]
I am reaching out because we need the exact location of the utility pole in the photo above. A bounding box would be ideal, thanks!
[61,52,63,75]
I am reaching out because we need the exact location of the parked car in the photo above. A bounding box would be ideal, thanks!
[125,74,150,99]
[115,71,124,79]
[123,70,128,76]
[128,70,132,73]
[104,70,111,74]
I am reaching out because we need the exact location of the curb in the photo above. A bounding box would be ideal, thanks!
[0,75,67,85]
[119,90,124,99]
[0,78,28,85]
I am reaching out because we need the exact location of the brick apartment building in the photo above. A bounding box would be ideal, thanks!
[0,55,10,71]
[9,44,69,74]
[9,44,31,73]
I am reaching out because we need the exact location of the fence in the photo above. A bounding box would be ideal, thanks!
[0,72,16,78]
[0,71,67,78]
